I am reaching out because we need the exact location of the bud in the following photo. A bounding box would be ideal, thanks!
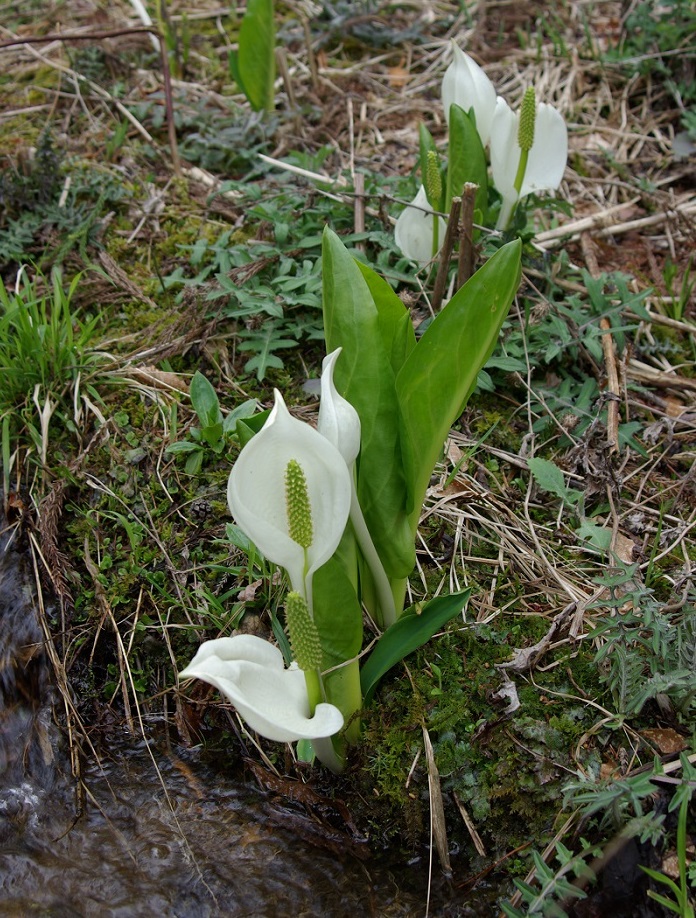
[517,87,536,153]
[425,150,442,208]
[285,591,323,671]
[285,458,313,549]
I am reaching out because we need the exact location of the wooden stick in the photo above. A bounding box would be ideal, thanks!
[581,233,620,453]
[353,172,365,252]
[301,15,320,95]
[431,197,461,312]
[456,182,478,289]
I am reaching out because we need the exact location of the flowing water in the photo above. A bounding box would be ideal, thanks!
[0,509,498,917]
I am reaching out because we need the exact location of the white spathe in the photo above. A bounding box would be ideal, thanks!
[490,96,568,227]
[317,348,361,467]
[180,635,344,743]
[394,185,447,266]
[227,390,352,602]
[441,43,497,144]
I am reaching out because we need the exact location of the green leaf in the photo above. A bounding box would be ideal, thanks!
[225,522,254,553]
[238,330,298,381]
[445,104,488,214]
[236,409,271,447]
[322,228,415,578]
[190,371,223,447]
[166,440,201,455]
[228,49,246,99]
[576,520,612,551]
[360,589,471,705]
[356,260,416,376]
[313,557,363,668]
[222,398,259,435]
[527,456,571,501]
[184,450,204,475]
[235,0,275,112]
[396,239,521,519]
[312,552,364,742]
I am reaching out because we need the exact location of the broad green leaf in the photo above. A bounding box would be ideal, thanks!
[190,371,223,447]
[165,441,200,455]
[322,228,415,578]
[445,104,488,215]
[576,520,612,551]
[356,260,416,375]
[228,50,246,99]
[313,557,363,668]
[225,522,254,553]
[222,398,259,435]
[396,239,522,519]
[360,589,471,706]
[184,450,204,476]
[190,371,222,427]
[313,536,363,741]
[235,0,275,112]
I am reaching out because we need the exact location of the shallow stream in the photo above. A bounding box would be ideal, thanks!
[0,510,492,917]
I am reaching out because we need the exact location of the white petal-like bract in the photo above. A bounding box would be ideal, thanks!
[441,43,497,145]
[317,348,361,466]
[394,185,447,266]
[179,635,344,743]
[490,96,568,228]
[227,391,352,599]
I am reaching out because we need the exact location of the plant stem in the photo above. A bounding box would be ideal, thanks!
[349,484,397,627]
[324,658,362,744]
[497,147,529,232]
[304,667,324,712]
[431,196,461,312]
[456,182,478,288]
[513,148,529,198]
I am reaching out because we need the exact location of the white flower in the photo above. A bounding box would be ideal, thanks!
[441,42,497,145]
[490,96,568,229]
[394,185,447,266]
[179,635,344,743]
[317,348,361,467]
[227,390,351,603]
[317,346,396,625]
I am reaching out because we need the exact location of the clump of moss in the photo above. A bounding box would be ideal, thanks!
[356,614,604,860]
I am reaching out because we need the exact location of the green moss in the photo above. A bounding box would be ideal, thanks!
[355,613,604,856]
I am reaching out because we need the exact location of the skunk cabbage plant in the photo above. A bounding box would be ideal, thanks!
[181,229,522,771]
